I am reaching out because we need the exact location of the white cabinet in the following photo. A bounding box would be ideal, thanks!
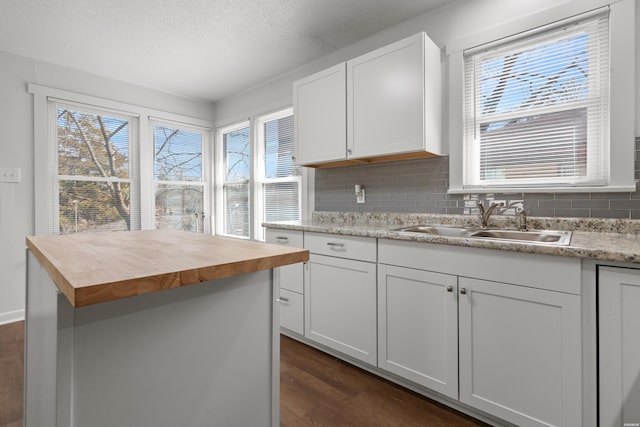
[293,63,346,165]
[278,289,304,335]
[292,32,442,167]
[347,32,441,160]
[265,229,304,334]
[378,239,582,427]
[458,277,581,427]
[599,266,640,427]
[377,264,458,399]
[304,234,377,365]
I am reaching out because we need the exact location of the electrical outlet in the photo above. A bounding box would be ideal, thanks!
[0,168,21,183]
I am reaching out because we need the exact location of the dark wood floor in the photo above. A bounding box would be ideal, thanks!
[280,335,486,426]
[0,321,23,427]
[0,323,485,427]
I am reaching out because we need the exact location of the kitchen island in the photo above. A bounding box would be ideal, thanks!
[24,230,309,427]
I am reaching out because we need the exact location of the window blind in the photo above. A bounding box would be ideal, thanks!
[261,114,300,225]
[463,11,610,188]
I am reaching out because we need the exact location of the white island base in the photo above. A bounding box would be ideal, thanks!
[25,250,280,427]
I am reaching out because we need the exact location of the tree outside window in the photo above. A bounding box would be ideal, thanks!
[153,123,205,232]
[56,106,136,233]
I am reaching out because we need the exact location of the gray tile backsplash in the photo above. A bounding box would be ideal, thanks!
[315,137,640,219]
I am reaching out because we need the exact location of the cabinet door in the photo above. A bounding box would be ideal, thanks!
[347,32,440,159]
[599,267,640,427]
[378,265,458,399]
[304,254,377,365]
[458,277,581,427]
[293,63,346,165]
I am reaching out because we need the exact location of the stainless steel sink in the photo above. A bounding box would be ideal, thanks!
[395,225,476,238]
[469,229,572,245]
[393,224,572,246]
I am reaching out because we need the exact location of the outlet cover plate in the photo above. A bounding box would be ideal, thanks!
[0,168,21,183]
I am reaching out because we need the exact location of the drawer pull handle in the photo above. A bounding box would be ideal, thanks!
[327,242,345,248]
[446,285,453,292]
[460,288,467,295]
[276,237,289,243]
[277,297,289,302]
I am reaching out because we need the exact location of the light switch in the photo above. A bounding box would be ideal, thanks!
[0,168,21,183]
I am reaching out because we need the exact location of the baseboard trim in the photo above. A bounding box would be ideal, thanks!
[0,309,25,325]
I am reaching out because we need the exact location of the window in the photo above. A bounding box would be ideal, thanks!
[219,121,251,238]
[463,12,610,189]
[152,121,207,232]
[32,84,214,236]
[216,107,303,241]
[54,102,139,234]
[255,108,300,241]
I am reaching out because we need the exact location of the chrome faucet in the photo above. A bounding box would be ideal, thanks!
[478,202,504,228]
[516,206,528,231]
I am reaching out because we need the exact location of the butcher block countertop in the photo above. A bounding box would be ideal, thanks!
[26,230,309,307]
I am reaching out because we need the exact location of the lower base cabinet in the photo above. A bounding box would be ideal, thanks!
[266,229,305,334]
[599,266,640,427]
[378,266,582,427]
[378,239,583,427]
[377,264,459,399]
[458,277,582,427]
[305,253,377,365]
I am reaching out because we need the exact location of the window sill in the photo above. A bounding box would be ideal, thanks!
[448,184,637,194]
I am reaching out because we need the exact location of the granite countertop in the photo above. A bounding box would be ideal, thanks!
[27,230,309,307]
[263,212,640,264]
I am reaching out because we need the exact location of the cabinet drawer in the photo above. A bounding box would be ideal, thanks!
[305,232,376,262]
[275,263,303,294]
[265,229,303,248]
[278,289,303,335]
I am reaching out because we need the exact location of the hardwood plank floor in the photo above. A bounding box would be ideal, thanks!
[0,321,23,427]
[0,323,486,427]
[281,335,487,426]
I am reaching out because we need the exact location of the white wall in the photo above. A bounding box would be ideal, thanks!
[0,50,215,323]
[214,0,640,134]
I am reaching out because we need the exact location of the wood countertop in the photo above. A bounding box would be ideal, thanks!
[26,230,309,307]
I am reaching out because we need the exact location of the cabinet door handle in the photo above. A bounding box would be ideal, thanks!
[276,236,289,243]
[460,288,467,295]
[347,148,353,155]
[326,242,345,248]
[277,297,289,302]
[446,285,453,292]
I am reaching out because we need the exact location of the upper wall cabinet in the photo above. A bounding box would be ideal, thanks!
[293,32,442,168]
[293,64,347,165]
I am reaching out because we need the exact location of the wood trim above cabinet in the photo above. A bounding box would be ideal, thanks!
[303,151,439,168]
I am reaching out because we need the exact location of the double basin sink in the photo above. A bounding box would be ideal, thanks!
[392,225,572,246]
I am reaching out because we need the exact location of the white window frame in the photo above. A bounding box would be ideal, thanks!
[30,84,214,235]
[253,107,300,242]
[150,118,212,234]
[215,120,252,239]
[446,0,635,193]
[50,100,141,234]
[215,105,311,241]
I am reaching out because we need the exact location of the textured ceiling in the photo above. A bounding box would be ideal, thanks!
[0,0,454,103]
